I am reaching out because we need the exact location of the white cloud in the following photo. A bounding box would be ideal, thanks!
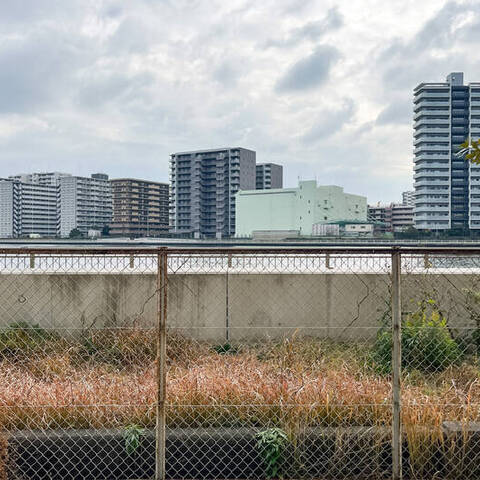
[0,0,479,203]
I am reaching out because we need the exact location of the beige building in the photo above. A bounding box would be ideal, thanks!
[110,178,169,237]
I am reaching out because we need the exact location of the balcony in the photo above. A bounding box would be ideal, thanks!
[415,214,450,222]
[414,90,449,102]
[414,161,449,169]
[413,171,449,180]
[414,101,450,113]
[414,152,450,161]
[414,117,449,128]
[414,135,449,146]
[414,144,449,154]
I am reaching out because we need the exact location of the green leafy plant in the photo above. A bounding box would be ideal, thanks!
[212,342,238,355]
[457,138,480,164]
[124,424,145,455]
[69,228,83,239]
[256,427,289,479]
[372,299,462,373]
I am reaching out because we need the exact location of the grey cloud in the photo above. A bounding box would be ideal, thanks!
[378,0,480,88]
[108,16,159,54]
[0,0,80,24]
[378,2,464,61]
[302,99,355,143]
[213,61,242,87]
[77,72,155,109]
[282,0,315,15]
[266,7,343,48]
[376,99,411,126]
[376,1,479,92]
[410,1,465,52]
[276,45,340,92]
[0,29,92,113]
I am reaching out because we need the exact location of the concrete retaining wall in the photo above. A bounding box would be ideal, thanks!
[0,273,475,341]
[6,425,480,479]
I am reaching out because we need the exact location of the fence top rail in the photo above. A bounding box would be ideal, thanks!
[1,245,480,255]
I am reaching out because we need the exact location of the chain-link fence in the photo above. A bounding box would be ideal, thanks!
[0,246,480,479]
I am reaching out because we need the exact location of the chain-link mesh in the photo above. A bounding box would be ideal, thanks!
[0,252,160,480]
[166,252,393,480]
[2,247,480,479]
[400,253,480,480]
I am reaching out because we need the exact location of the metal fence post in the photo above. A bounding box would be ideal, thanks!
[391,249,402,480]
[156,250,168,480]
[225,254,232,343]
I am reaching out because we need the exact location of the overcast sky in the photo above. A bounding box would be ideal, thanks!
[0,0,479,203]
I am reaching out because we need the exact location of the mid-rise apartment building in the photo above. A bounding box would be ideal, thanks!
[170,147,256,238]
[59,174,112,237]
[110,178,169,237]
[256,163,283,189]
[414,72,480,230]
[391,204,414,231]
[367,203,414,233]
[0,178,58,237]
[402,191,415,206]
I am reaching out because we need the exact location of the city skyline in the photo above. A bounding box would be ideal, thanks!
[0,1,479,204]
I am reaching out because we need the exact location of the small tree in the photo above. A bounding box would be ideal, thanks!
[457,138,480,164]
[102,224,110,236]
[69,228,82,239]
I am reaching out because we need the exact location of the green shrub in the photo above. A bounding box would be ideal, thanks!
[372,301,462,373]
[256,427,289,479]
[0,322,54,358]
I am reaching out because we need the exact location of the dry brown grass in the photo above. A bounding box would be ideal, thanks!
[0,331,479,436]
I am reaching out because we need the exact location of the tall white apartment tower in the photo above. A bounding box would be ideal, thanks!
[414,72,480,231]
[59,174,112,237]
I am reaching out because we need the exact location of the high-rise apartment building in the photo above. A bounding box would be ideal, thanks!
[59,174,112,237]
[170,147,256,238]
[256,163,283,189]
[402,191,415,206]
[0,178,58,237]
[110,178,169,237]
[10,172,71,186]
[414,72,480,230]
